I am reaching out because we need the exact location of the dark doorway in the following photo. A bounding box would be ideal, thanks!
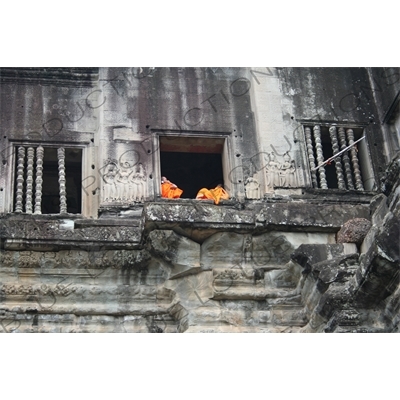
[160,151,224,199]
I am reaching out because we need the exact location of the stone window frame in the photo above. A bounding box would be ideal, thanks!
[300,122,376,191]
[2,138,95,217]
[151,131,244,201]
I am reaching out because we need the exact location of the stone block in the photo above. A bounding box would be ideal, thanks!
[370,194,388,226]
[201,232,245,269]
[147,230,201,279]
[164,271,214,308]
[291,243,356,272]
[337,218,372,245]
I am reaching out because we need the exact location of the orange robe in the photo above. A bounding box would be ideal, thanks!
[161,182,183,198]
[196,186,229,205]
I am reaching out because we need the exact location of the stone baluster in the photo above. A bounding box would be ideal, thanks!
[58,147,67,214]
[346,129,364,191]
[338,127,354,190]
[329,126,346,190]
[34,146,44,214]
[313,125,328,189]
[25,147,35,213]
[15,146,25,212]
[305,126,318,188]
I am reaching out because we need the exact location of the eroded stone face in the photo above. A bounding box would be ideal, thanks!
[146,230,201,279]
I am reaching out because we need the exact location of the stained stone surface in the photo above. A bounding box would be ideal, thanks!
[337,218,372,245]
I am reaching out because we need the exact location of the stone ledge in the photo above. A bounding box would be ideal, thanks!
[142,201,371,242]
[74,219,140,228]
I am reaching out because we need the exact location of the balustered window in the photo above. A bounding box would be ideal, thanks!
[303,124,375,190]
[13,145,82,214]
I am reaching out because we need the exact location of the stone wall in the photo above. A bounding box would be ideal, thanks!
[1,67,399,332]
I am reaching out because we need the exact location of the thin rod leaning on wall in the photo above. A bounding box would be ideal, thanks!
[329,126,346,190]
[347,128,364,191]
[304,126,318,188]
[25,147,34,213]
[338,127,355,190]
[15,146,25,213]
[312,136,366,170]
[58,147,67,214]
[313,125,328,189]
[34,146,44,214]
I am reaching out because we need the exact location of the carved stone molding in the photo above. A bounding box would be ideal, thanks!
[0,249,150,270]
[0,217,141,247]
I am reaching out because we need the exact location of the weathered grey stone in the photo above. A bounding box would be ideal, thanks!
[291,243,357,272]
[337,218,372,245]
[201,232,245,270]
[146,230,201,279]
[268,261,302,289]
[370,194,388,226]
[164,271,214,308]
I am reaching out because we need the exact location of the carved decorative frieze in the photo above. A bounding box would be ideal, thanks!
[265,151,297,189]
[0,283,158,299]
[102,158,148,203]
[0,249,150,270]
[279,152,296,187]
[103,159,118,201]
[266,152,280,188]
[130,163,147,202]
[244,176,261,199]
[0,218,140,244]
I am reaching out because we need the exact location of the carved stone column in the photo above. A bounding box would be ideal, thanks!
[34,146,44,214]
[15,146,25,213]
[58,147,67,214]
[346,129,364,191]
[25,147,34,214]
[305,126,318,188]
[329,126,346,190]
[313,125,327,189]
[338,127,354,190]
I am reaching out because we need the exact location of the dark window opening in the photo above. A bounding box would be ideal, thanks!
[321,134,338,188]
[159,136,225,199]
[161,152,223,199]
[41,148,82,214]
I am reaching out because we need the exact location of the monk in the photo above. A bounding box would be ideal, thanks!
[196,184,229,205]
[161,176,183,198]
